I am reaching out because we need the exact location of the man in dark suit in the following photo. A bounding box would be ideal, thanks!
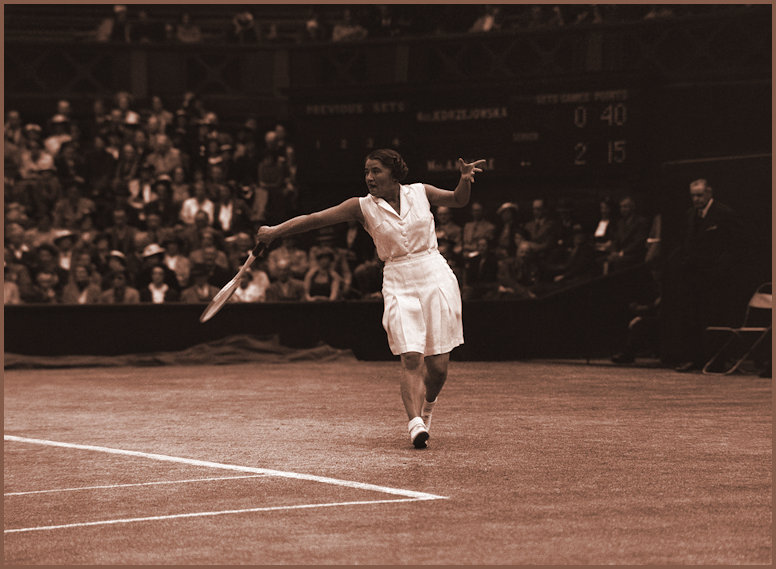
[606,195,650,272]
[672,178,748,372]
[462,237,499,300]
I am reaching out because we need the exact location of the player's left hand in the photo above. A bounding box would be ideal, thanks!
[458,158,487,183]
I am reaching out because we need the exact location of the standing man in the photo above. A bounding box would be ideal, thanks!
[672,178,747,372]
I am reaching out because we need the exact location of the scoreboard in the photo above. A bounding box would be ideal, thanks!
[290,84,641,187]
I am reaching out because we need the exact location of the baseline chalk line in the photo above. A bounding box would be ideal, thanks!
[5,498,426,534]
[4,435,447,500]
[5,474,267,496]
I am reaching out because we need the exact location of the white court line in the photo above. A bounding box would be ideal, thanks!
[4,435,447,501]
[5,498,427,534]
[5,474,267,496]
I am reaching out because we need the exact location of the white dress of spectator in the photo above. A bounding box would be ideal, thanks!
[179,182,215,225]
[230,269,270,303]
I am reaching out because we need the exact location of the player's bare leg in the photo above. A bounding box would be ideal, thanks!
[422,353,449,430]
[400,352,428,448]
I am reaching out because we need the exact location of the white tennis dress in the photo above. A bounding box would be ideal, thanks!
[359,183,464,356]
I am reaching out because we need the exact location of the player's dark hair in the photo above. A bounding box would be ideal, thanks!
[366,149,408,182]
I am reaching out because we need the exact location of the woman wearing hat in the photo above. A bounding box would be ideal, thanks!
[494,201,521,259]
[303,246,341,302]
[257,149,485,448]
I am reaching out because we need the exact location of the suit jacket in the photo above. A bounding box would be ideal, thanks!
[213,198,252,235]
[681,200,745,276]
[181,284,220,303]
[99,286,140,304]
[61,282,102,304]
[463,252,499,287]
[523,217,560,253]
[612,214,649,263]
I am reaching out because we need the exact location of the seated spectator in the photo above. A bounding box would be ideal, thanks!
[550,224,597,286]
[100,269,140,303]
[213,183,252,236]
[554,198,578,260]
[106,207,139,255]
[140,264,180,303]
[18,138,54,180]
[170,166,191,209]
[175,12,202,43]
[136,212,173,250]
[54,142,85,185]
[4,263,22,305]
[593,196,617,259]
[180,210,221,255]
[462,236,500,300]
[189,230,230,269]
[52,229,78,273]
[127,162,158,225]
[143,177,179,228]
[24,212,57,249]
[131,8,164,43]
[302,9,324,42]
[162,235,191,288]
[52,182,96,231]
[100,250,128,290]
[179,181,215,226]
[28,166,62,220]
[145,134,183,178]
[95,4,132,43]
[180,263,219,303]
[28,269,61,304]
[230,268,270,303]
[267,235,309,281]
[226,11,260,44]
[332,8,369,42]
[258,131,293,226]
[523,198,560,263]
[494,202,520,259]
[112,143,142,203]
[4,247,34,302]
[462,201,496,256]
[265,260,305,302]
[435,205,463,257]
[135,243,181,293]
[495,241,540,299]
[84,135,117,222]
[61,264,102,304]
[469,5,502,32]
[308,226,352,292]
[5,223,35,267]
[31,243,69,295]
[304,247,341,301]
[606,195,649,273]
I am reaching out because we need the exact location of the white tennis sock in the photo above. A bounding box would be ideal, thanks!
[421,398,437,429]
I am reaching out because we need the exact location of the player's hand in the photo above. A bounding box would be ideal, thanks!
[256,225,275,245]
[458,158,486,183]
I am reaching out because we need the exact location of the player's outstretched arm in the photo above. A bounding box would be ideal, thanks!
[257,197,363,245]
[425,158,486,208]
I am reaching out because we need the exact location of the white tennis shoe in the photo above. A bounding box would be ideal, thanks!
[408,417,429,449]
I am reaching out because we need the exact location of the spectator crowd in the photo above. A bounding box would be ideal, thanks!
[4,87,663,309]
[6,4,740,47]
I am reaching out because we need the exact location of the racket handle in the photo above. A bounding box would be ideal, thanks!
[251,242,267,257]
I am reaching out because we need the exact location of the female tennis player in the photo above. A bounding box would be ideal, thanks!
[256,149,485,448]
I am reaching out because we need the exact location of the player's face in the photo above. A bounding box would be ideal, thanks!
[364,159,395,198]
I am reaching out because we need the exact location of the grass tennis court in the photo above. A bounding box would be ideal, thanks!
[4,360,771,565]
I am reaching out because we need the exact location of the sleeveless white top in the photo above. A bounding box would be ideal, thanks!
[359,183,438,263]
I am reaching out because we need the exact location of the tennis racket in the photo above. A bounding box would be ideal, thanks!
[199,241,267,323]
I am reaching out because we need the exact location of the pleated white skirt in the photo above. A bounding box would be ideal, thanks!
[381,249,464,356]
